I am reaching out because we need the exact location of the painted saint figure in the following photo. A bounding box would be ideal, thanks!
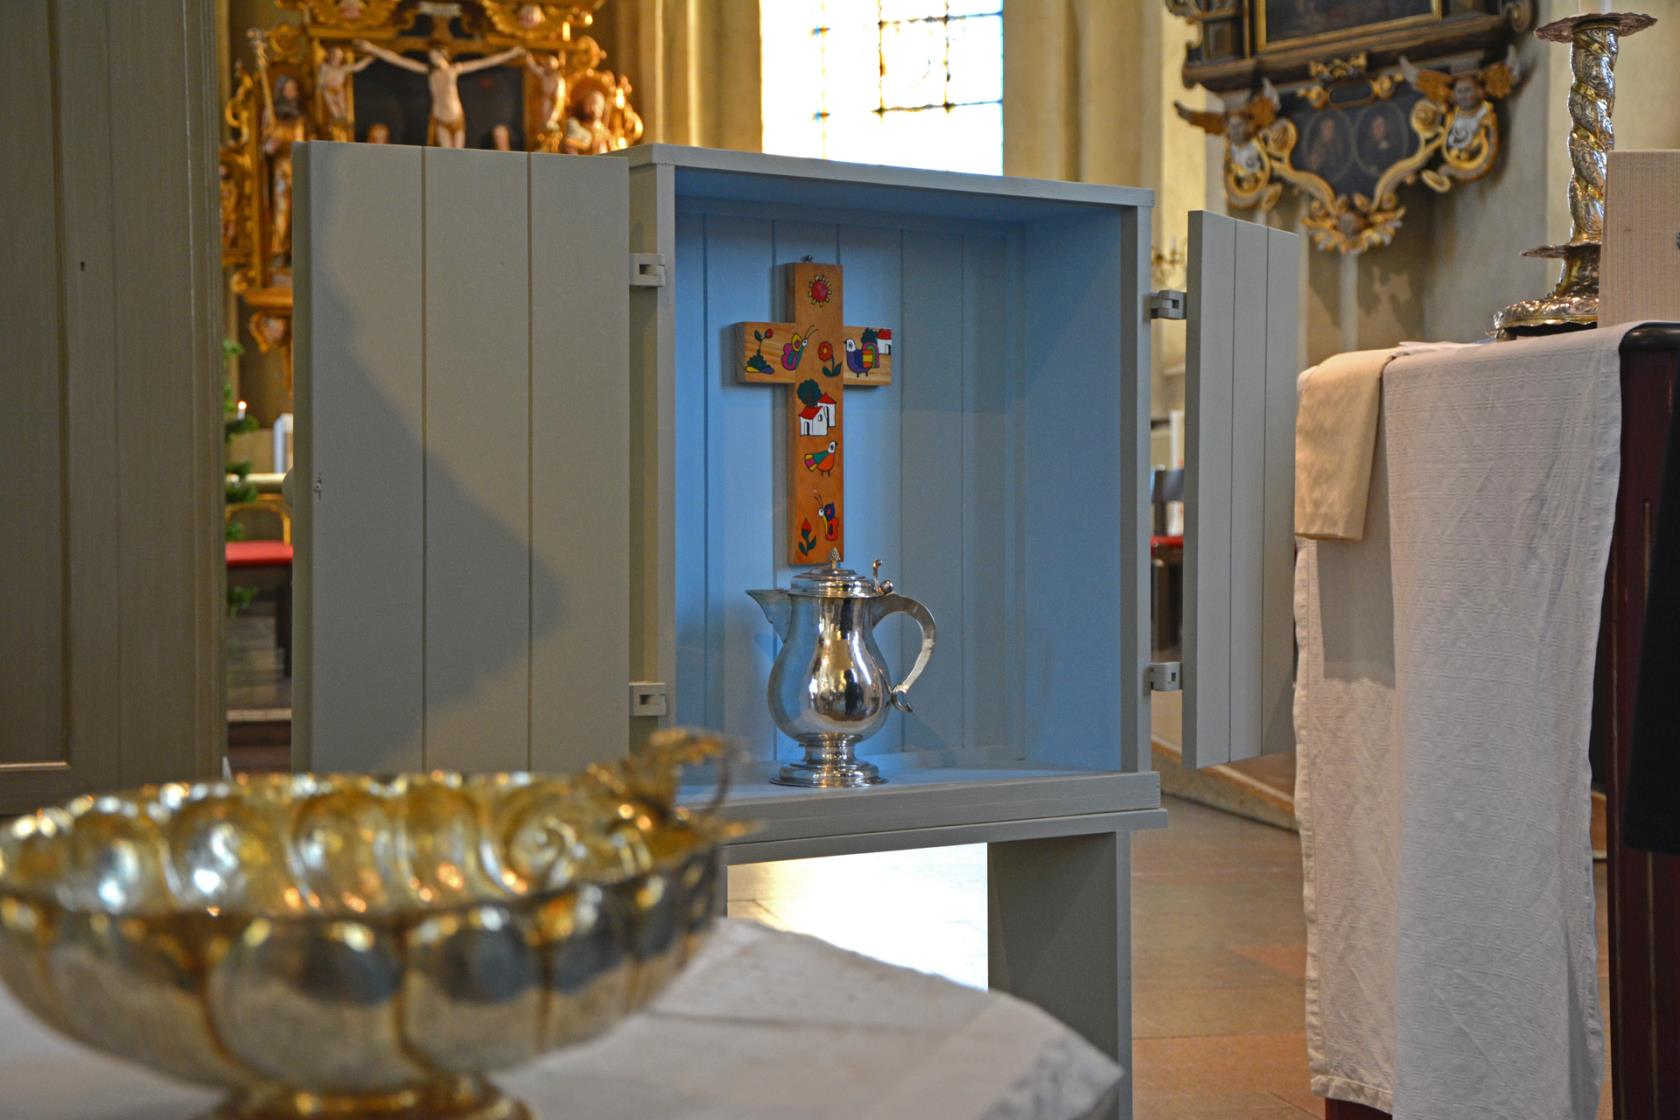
[355,39,525,148]
[262,74,308,268]
[316,45,374,142]
[563,81,614,155]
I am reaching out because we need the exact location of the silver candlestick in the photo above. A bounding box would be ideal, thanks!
[1494,10,1655,337]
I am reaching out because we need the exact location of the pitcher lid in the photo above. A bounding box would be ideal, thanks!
[789,553,883,598]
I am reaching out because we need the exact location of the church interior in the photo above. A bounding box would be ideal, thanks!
[7,1,1680,1117]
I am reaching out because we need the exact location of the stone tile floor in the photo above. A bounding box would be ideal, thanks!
[729,796,1615,1119]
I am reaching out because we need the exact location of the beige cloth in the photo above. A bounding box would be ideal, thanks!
[1294,348,1400,541]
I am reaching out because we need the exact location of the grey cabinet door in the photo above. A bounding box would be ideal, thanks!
[294,144,630,775]
[1,0,225,812]
[1181,211,1299,769]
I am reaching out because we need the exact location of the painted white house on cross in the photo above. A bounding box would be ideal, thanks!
[799,393,837,437]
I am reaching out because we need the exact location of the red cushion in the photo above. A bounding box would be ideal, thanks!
[226,540,293,569]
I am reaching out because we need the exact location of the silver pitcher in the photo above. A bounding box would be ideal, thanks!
[747,555,936,788]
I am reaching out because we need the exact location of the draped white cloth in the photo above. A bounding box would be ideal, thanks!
[0,918,1119,1120]
[1297,329,1625,1119]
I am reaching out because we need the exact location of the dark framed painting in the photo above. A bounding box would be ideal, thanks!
[1258,0,1440,51]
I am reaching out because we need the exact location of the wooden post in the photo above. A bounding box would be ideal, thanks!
[989,830,1131,1120]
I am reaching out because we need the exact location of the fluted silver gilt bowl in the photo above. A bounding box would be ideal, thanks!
[0,730,745,1120]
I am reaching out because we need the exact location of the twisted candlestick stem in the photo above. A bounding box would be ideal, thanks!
[1566,21,1619,245]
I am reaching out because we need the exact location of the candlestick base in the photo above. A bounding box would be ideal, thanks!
[1495,242,1602,337]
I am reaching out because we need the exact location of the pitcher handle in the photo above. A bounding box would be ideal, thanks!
[872,595,937,714]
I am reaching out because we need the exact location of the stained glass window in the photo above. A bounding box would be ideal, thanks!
[761,0,1004,176]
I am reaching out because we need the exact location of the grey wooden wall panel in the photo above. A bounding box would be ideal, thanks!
[701,215,780,758]
[672,210,710,730]
[529,154,630,772]
[900,230,967,751]
[1225,222,1270,763]
[1,0,68,769]
[421,149,532,771]
[1183,212,1236,769]
[55,0,122,793]
[108,0,225,784]
[964,235,1012,751]
[836,223,905,754]
[1181,212,1300,771]
[1260,228,1299,758]
[295,143,426,773]
[1118,204,1153,775]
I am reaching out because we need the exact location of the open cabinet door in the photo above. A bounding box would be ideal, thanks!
[294,144,631,776]
[1180,211,1299,769]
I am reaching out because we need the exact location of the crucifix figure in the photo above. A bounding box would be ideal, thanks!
[736,262,895,565]
[354,39,525,148]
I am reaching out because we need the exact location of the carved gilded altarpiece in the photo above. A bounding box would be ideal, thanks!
[221,0,644,388]
[1167,0,1534,254]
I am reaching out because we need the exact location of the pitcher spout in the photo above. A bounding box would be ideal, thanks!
[746,589,793,641]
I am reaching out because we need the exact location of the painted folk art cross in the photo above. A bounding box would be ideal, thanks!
[736,262,894,564]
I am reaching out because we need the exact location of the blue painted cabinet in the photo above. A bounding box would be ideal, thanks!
[296,143,1301,1119]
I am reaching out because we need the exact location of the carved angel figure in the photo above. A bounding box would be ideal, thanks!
[1175,80,1283,210]
[1400,49,1519,175]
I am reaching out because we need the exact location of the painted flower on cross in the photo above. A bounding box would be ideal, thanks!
[817,340,833,362]
[807,274,832,307]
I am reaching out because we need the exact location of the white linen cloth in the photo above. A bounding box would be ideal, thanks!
[0,918,1120,1120]
[1296,328,1625,1119]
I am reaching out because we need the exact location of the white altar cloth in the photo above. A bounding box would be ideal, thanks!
[0,918,1120,1120]
[1297,329,1623,1119]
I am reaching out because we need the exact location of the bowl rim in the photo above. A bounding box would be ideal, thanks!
[0,768,744,926]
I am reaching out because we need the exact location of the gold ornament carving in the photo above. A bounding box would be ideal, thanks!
[219,0,644,387]
[1167,0,1534,255]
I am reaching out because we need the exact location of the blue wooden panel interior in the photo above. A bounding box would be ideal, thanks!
[962,235,1018,750]
[671,192,1128,770]
[1020,214,1127,769]
[698,215,781,759]
[900,231,967,752]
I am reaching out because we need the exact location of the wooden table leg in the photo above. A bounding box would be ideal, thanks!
[989,830,1130,1120]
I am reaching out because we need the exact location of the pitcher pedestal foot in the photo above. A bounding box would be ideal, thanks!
[772,741,885,788]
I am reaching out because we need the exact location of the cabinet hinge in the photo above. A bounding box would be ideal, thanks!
[1148,289,1186,320]
[630,253,668,288]
[1146,661,1182,692]
[629,681,669,717]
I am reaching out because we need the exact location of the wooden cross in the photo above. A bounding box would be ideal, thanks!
[736,262,894,565]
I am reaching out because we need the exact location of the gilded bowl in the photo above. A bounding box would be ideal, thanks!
[0,731,744,1120]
